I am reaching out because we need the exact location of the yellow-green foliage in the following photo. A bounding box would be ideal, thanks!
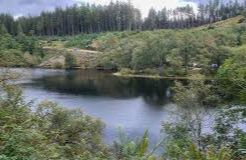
[0,31,44,67]
[197,16,245,30]
[0,82,109,159]
[217,46,246,104]
[74,17,245,76]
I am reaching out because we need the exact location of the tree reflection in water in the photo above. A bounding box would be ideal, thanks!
[32,69,173,107]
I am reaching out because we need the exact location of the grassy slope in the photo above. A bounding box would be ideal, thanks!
[39,16,245,70]
[39,41,102,69]
[196,15,244,30]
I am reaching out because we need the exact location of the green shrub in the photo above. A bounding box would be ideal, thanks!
[65,53,77,69]
[0,81,109,159]
[54,62,64,69]
[142,68,158,75]
[65,33,103,49]
[217,47,246,104]
[119,68,136,75]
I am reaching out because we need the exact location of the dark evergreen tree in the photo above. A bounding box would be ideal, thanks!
[0,0,245,35]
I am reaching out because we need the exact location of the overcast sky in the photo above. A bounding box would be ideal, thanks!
[0,0,201,18]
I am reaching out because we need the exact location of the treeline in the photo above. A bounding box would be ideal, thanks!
[0,1,142,36]
[144,0,246,29]
[0,0,246,36]
[0,22,44,67]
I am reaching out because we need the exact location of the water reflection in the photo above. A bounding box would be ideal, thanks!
[30,70,173,106]
[2,68,214,146]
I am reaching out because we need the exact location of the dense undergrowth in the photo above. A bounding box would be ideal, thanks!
[60,16,245,77]
[0,73,245,160]
[0,25,44,67]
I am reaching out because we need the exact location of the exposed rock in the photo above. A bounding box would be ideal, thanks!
[39,47,101,69]
[39,55,65,68]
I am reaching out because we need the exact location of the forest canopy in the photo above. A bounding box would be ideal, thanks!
[0,0,246,35]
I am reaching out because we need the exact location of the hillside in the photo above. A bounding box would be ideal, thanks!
[197,15,245,29]
[1,15,245,73]
[15,15,243,73]
[36,16,244,76]
[39,46,101,69]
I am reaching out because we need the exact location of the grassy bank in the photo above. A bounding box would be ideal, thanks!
[113,72,215,80]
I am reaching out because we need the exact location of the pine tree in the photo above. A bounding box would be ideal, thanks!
[0,23,8,35]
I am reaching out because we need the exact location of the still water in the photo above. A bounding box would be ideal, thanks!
[7,68,212,145]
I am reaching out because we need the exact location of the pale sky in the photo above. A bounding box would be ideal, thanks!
[82,0,198,17]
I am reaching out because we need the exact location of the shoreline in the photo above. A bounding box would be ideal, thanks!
[113,72,215,80]
[0,66,215,80]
